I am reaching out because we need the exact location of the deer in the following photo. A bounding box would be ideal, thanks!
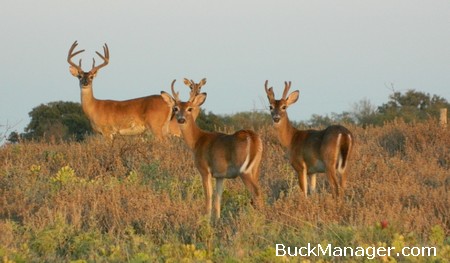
[264,80,353,198]
[167,78,206,136]
[161,80,263,220]
[67,41,206,140]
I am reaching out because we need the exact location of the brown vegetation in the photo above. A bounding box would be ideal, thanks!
[0,119,449,261]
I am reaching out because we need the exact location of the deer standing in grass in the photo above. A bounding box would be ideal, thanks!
[67,41,206,139]
[161,80,263,220]
[264,80,353,198]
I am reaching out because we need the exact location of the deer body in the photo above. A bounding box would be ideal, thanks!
[161,81,263,220]
[265,81,353,197]
[68,41,206,139]
[79,87,170,138]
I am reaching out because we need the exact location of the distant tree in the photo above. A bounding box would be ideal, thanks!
[23,101,92,142]
[304,112,354,128]
[351,98,378,126]
[7,131,20,144]
[196,109,272,131]
[377,90,449,124]
[196,109,225,131]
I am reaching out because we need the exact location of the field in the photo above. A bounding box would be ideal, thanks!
[0,119,449,262]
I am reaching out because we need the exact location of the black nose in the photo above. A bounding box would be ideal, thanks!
[177,118,186,124]
[273,117,281,123]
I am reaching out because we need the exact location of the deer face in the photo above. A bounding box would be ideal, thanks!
[69,67,97,88]
[67,41,109,89]
[268,99,289,124]
[161,88,207,125]
[265,81,299,125]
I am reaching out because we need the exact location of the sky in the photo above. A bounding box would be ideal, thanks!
[1,0,450,134]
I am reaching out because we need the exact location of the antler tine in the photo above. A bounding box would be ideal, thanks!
[282,81,291,100]
[171,79,180,102]
[90,43,109,73]
[67,41,85,71]
[264,80,275,102]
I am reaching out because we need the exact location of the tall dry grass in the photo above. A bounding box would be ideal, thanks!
[0,119,449,261]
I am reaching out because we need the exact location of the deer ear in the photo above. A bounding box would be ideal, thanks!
[286,90,299,106]
[160,91,175,107]
[69,66,80,77]
[183,78,191,86]
[199,78,207,86]
[192,93,207,107]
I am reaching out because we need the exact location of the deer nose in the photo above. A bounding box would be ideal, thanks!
[177,118,186,124]
[273,115,281,123]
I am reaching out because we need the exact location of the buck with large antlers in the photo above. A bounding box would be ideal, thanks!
[161,80,263,220]
[265,80,353,198]
[67,41,206,139]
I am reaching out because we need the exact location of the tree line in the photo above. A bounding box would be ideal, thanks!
[5,89,449,143]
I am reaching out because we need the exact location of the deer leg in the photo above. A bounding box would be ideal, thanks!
[292,161,307,198]
[241,172,262,208]
[325,166,339,197]
[213,178,225,220]
[338,169,347,197]
[309,173,317,195]
[201,172,213,219]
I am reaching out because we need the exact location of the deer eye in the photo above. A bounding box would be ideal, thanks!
[173,106,179,112]
[281,105,287,110]
[269,105,274,110]
[187,107,193,112]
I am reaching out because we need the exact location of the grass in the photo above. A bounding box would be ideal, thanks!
[0,119,449,262]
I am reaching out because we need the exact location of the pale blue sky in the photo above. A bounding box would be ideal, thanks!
[1,0,450,134]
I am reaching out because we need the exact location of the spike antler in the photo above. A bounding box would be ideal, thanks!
[264,80,275,102]
[171,79,181,102]
[282,81,292,100]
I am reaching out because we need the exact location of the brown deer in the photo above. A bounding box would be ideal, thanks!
[161,80,263,220]
[67,41,206,139]
[264,80,353,198]
[167,78,206,136]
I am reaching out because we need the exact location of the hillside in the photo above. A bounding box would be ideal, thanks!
[0,120,449,262]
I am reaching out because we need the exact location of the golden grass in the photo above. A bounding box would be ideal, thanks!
[0,119,449,261]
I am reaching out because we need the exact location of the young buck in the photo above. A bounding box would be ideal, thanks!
[161,80,263,220]
[68,41,203,139]
[264,80,353,198]
[167,78,206,136]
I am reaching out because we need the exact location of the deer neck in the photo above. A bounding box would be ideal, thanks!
[80,85,97,117]
[179,115,207,150]
[274,115,297,148]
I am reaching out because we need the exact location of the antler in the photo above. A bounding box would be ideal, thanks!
[282,81,292,100]
[171,79,181,102]
[264,80,275,102]
[67,41,85,72]
[90,43,109,73]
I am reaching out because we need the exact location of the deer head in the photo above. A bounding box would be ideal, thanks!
[265,80,299,124]
[67,41,109,88]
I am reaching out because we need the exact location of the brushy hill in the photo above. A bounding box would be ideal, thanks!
[0,120,449,262]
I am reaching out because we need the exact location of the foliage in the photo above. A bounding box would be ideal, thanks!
[0,120,449,262]
[197,109,272,132]
[22,101,92,142]
[304,90,449,127]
